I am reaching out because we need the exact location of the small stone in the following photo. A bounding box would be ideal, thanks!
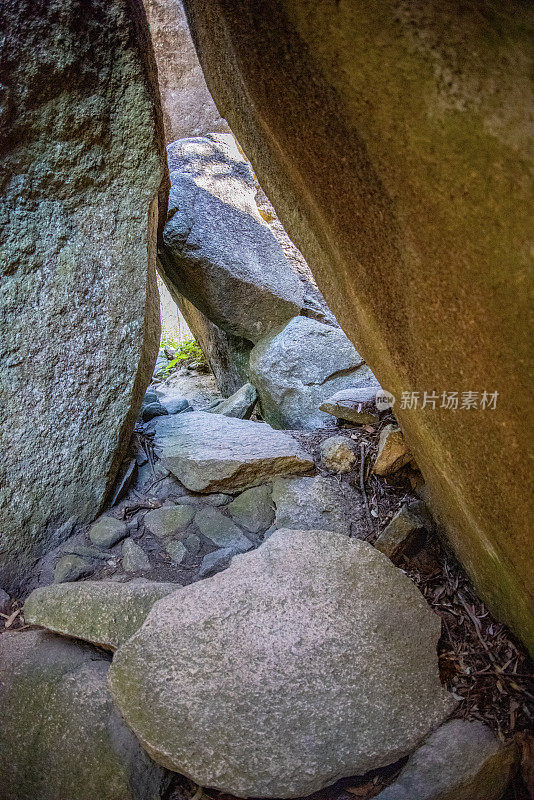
[227,484,274,533]
[178,493,232,507]
[143,390,159,405]
[320,435,358,473]
[144,504,195,538]
[54,555,93,583]
[184,533,201,555]
[62,544,116,561]
[194,506,252,550]
[0,588,11,614]
[122,539,150,572]
[89,517,128,548]
[375,719,517,800]
[141,401,169,422]
[163,397,191,414]
[319,385,381,424]
[165,541,187,564]
[24,580,180,650]
[373,425,412,476]
[374,505,425,560]
[207,382,257,419]
[198,547,237,578]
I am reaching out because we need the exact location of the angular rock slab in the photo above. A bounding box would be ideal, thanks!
[0,630,169,800]
[272,475,365,537]
[160,134,304,342]
[109,529,454,798]
[249,316,376,429]
[153,411,314,492]
[375,719,517,800]
[24,579,181,650]
[0,0,166,589]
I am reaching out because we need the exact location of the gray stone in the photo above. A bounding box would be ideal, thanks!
[178,493,232,507]
[319,385,382,425]
[159,134,304,343]
[109,530,454,798]
[184,533,201,555]
[165,541,187,564]
[198,547,238,578]
[24,580,180,650]
[122,539,151,572]
[375,505,425,561]
[154,411,315,492]
[249,316,376,429]
[0,631,169,800]
[62,544,117,562]
[163,397,191,415]
[0,588,11,615]
[373,425,412,476]
[320,435,358,473]
[154,357,168,377]
[375,719,517,800]
[54,555,93,584]
[207,382,257,419]
[144,504,195,538]
[89,517,128,549]
[0,0,166,590]
[141,401,169,422]
[227,484,275,533]
[272,475,365,537]
[194,506,252,550]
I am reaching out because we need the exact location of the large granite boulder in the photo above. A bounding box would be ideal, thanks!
[153,411,315,492]
[0,630,169,800]
[249,315,376,428]
[159,134,304,342]
[182,0,534,650]
[143,0,230,142]
[0,0,166,590]
[109,529,454,798]
[24,579,181,650]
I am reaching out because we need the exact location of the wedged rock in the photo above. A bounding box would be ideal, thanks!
[194,506,252,551]
[141,401,169,422]
[109,529,453,798]
[375,505,425,561]
[375,719,517,800]
[159,134,304,342]
[165,541,187,564]
[319,385,382,425]
[198,546,238,578]
[0,588,11,614]
[249,316,376,429]
[272,475,365,537]
[228,484,275,534]
[0,0,166,589]
[54,554,93,584]
[89,517,128,549]
[144,504,196,538]
[122,539,151,572]
[320,435,358,473]
[153,411,315,492]
[373,425,412,476]
[24,580,180,650]
[207,382,257,419]
[0,630,169,800]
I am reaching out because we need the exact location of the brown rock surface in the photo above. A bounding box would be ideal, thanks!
[182,0,534,650]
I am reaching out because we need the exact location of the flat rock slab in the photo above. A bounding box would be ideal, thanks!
[153,412,315,492]
[109,529,454,798]
[24,580,181,650]
[272,475,365,537]
[0,631,169,800]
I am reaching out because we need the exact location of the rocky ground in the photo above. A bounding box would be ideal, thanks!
[1,355,532,800]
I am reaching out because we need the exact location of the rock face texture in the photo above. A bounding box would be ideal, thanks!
[160,135,304,342]
[182,0,534,649]
[24,580,180,650]
[0,0,167,590]
[153,412,315,491]
[109,529,453,798]
[0,630,169,800]
[249,315,375,428]
[143,0,229,142]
